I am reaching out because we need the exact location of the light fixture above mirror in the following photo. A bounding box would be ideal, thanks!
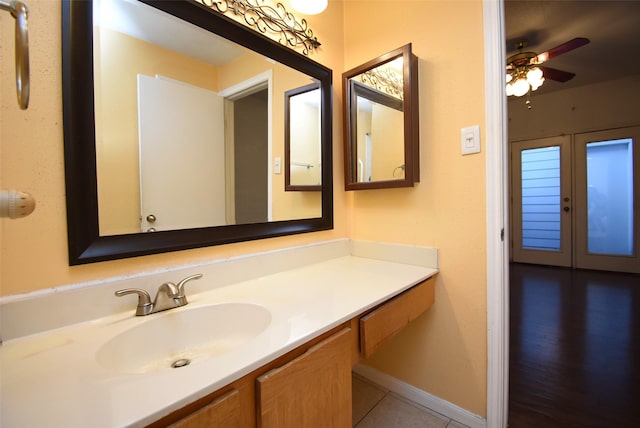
[203,0,321,55]
[290,0,327,15]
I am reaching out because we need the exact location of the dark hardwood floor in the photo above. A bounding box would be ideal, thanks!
[509,263,640,428]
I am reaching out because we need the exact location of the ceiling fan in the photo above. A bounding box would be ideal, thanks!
[506,37,590,99]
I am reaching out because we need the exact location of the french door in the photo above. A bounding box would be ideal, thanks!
[511,126,640,273]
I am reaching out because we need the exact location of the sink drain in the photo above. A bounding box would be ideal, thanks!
[171,358,191,369]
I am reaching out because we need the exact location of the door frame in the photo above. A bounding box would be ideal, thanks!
[483,1,509,427]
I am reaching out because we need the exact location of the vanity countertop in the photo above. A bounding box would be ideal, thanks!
[1,246,437,427]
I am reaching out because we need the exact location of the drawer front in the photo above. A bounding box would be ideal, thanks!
[359,277,435,358]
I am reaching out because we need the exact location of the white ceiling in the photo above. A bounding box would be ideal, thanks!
[97,0,244,66]
[505,0,640,96]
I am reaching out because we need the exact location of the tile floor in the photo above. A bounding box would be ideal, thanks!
[352,373,470,428]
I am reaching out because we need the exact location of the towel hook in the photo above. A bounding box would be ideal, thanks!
[1,0,29,110]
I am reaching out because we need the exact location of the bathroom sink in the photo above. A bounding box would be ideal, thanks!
[96,303,271,374]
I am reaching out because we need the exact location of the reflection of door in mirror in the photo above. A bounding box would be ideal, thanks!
[138,75,226,233]
[285,84,322,191]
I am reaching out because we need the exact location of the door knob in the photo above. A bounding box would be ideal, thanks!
[146,214,156,223]
[563,206,570,212]
[146,227,156,232]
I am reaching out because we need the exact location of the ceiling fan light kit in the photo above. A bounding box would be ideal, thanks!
[505,37,590,103]
[506,65,544,97]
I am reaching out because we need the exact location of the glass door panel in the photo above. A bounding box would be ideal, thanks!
[511,136,572,267]
[521,146,561,251]
[586,139,634,256]
[575,127,640,273]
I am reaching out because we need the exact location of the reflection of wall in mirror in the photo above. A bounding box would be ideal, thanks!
[371,103,404,181]
[289,95,321,186]
[95,28,220,236]
[355,101,404,182]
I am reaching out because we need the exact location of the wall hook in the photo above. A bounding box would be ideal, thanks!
[1,0,30,109]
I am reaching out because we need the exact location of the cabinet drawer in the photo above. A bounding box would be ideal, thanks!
[360,277,434,358]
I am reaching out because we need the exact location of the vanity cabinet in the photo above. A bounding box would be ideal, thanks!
[150,326,353,428]
[150,277,435,428]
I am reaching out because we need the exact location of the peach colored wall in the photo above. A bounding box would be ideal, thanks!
[0,0,345,297]
[343,0,487,416]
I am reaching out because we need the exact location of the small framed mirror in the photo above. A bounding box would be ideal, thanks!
[285,83,322,191]
[342,44,419,190]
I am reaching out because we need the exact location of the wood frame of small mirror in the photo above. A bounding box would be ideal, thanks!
[285,82,322,192]
[61,0,333,265]
[342,44,419,190]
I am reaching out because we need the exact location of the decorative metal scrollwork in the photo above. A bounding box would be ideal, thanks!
[200,0,321,56]
[359,66,404,100]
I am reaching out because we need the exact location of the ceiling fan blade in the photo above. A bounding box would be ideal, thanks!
[535,37,590,63]
[540,66,576,82]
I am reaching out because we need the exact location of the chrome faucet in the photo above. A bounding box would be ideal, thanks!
[115,274,203,316]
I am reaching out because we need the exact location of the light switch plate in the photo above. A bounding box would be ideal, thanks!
[461,125,480,155]
[274,157,282,174]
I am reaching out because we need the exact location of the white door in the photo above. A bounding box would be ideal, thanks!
[511,126,640,273]
[511,135,572,267]
[574,126,640,273]
[138,74,225,232]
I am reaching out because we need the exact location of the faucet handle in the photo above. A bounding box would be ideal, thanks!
[176,273,203,297]
[115,288,152,316]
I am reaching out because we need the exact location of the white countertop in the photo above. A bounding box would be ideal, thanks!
[0,242,437,427]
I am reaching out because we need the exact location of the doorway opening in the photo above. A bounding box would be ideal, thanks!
[219,71,273,225]
[231,88,269,224]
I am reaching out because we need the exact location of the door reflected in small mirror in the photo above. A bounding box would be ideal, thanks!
[285,83,322,191]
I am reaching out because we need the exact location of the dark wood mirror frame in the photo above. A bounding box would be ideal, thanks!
[342,43,419,190]
[284,82,322,192]
[61,0,333,265]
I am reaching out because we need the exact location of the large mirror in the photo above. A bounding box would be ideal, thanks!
[342,44,419,190]
[62,0,333,265]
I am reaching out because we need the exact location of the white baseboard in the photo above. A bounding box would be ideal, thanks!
[353,364,487,428]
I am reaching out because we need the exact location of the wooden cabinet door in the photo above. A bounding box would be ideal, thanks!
[256,328,352,428]
[169,389,241,428]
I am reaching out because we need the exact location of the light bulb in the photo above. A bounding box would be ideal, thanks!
[290,0,328,15]
[526,67,544,91]
[511,78,530,97]
[527,67,543,81]
[506,82,514,96]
